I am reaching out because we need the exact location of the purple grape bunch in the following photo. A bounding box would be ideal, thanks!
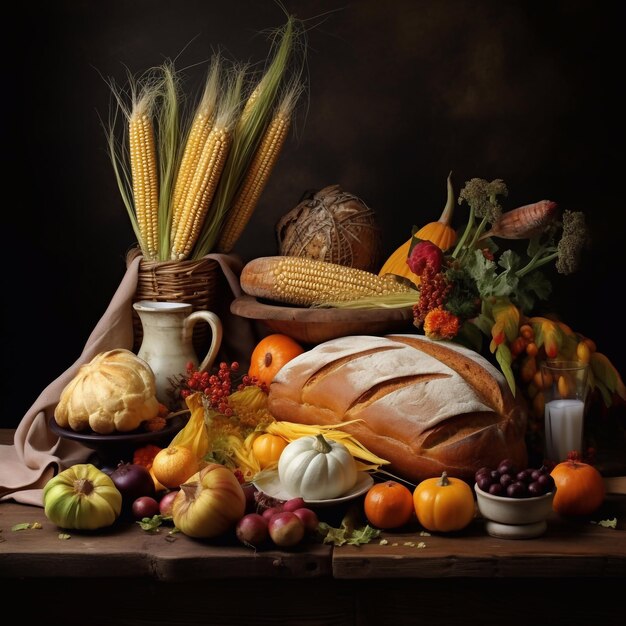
[475,459,555,498]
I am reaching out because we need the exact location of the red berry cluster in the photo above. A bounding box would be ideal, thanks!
[413,264,452,325]
[179,361,266,416]
[181,361,239,415]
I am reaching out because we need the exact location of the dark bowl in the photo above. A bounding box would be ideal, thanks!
[48,414,187,467]
[230,295,415,344]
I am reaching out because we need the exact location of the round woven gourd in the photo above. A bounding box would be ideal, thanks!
[127,248,220,356]
[276,184,382,272]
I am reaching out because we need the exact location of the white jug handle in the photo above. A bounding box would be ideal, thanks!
[183,311,223,373]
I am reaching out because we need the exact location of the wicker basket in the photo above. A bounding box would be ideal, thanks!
[128,249,221,356]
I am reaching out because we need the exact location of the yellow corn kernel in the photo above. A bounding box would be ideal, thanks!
[170,111,215,240]
[216,111,291,253]
[170,125,232,260]
[241,256,415,306]
[170,61,221,241]
[129,104,159,260]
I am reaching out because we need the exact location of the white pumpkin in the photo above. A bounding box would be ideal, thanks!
[277,434,358,500]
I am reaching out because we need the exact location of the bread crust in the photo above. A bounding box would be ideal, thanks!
[267,335,527,484]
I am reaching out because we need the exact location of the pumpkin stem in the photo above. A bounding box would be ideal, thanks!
[180,481,199,502]
[437,471,450,487]
[74,478,94,496]
[312,433,333,454]
[437,171,455,226]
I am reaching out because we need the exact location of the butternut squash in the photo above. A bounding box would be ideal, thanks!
[378,172,457,286]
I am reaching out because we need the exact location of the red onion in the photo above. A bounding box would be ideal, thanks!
[109,462,155,506]
[268,511,305,547]
[236,513,269,548]
[132,496,160,520]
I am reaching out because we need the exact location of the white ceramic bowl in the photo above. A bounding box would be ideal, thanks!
[474,483,555,539]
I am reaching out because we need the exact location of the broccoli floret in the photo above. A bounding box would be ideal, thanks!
[458,178,508,224]
[556,210,588,274]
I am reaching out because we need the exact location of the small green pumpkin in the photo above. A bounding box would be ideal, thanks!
[43,463,122,530]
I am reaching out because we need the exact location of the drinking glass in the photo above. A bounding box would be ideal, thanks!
[540,360,589,463]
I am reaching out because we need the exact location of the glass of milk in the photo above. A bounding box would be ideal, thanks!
[540,360,589,463]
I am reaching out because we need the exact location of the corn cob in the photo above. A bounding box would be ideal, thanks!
[240,256,415,306]
[265,420,390,472]
[129,96,160,260]
[216,89,297,253]
[480,200,559,241]
[170,59,221,242]
[170,125,232,260]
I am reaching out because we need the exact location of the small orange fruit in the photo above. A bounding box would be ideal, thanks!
[151,445,199,489]
[248,334,305,387]
[364,480,414,530]
[252,433,288,469]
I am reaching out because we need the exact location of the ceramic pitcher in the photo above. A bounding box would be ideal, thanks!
[133,300,223,404]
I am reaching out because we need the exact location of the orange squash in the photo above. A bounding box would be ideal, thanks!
[248,334,305,386]
[378,172,457,286]
[364,480,414,529]
[252,433,288,469]
[550,454,605,516]
[412,471,475,532]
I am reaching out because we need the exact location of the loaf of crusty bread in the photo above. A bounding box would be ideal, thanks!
[267,334,527,484]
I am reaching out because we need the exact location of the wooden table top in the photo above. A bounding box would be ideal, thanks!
[2,428,626,581]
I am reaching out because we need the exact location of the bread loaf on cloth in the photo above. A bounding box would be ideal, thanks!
[267,334,527,484]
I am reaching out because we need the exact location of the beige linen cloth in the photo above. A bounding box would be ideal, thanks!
[0,253,260,507]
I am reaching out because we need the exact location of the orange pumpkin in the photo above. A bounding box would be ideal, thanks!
[252,433,288,469]
[550,454,605,516]
[412,472,475,532]
[363,480,415,529]
[248,334,305,386]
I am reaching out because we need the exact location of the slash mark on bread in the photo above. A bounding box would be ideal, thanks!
[302,345,402,389]
[346,374,450,414]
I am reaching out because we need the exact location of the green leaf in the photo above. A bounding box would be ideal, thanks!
[497,249,521,272]
[317,506,381,546]
[492,298,520,343]
[495,343,516,395]
[591,518,617,529]
[11,523,31,531]
[136,515,170,532]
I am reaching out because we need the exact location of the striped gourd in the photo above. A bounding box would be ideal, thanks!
[129,95,160,260]
[240,256,415,307]
[216,87,299,253]
[170,125,232,260]
[170,58,221,242]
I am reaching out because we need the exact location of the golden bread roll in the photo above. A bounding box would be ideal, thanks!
[54,349,160,434]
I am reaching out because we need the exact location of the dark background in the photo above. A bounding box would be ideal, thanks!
[3,0,624,428]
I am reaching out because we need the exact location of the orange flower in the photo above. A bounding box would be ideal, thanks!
[423,307,460,340]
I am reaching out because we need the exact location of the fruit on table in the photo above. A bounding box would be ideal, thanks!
[252,433,288,469]
[109,462,156,508]
[43,463,122,530]
[474,459,555,498]
[248,333,305,387]
[413,471,475,532]
[172,463,246,538]
[550,453,606,516]
[151,445,199,489]
[278,433,358,500]
[364,480,414,529]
